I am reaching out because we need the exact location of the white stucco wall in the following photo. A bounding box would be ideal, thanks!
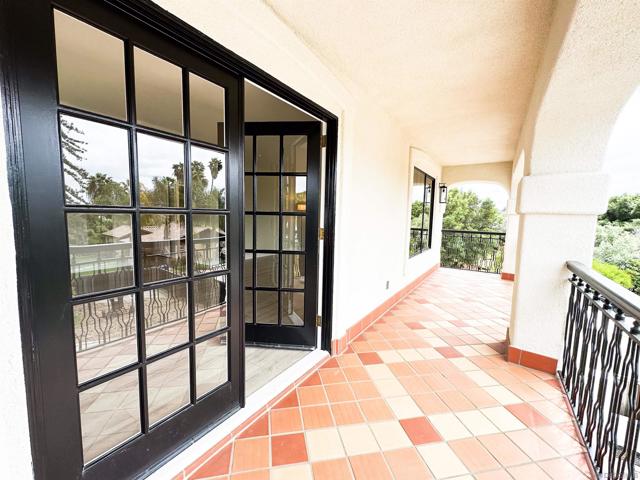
[509,0,640,358]
[441,161,513,193]
[0,95,34,478]
[152,0,444,341]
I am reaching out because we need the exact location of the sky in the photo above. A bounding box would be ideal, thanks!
[604,86,640,197]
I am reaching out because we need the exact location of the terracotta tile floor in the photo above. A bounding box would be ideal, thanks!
[186,268,594,479]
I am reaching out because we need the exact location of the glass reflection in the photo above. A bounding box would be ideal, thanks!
[283,135,307,172]
[144,283,189,357]
[283,176,306,212]
[79,371,139,464]
[283,216,305,251]
[256,176,278,211]
[190,146,226,209]
[74,294,137,384]
[244,136,253,172]
[140,214,187,283]
[256,216,279,250]
[134,48,183,135]
[189,73,225,146]
[147,350,190,426]
[256,253,278,288]
[67,213,134,297]
[256,136,279,172]
[282,254,305,289]
[281,292,304,326]
[196,333,228,398]
[192,214,226,274]
[244,290,253,324]
[194,275,227,337]
[137,133,185,208]
[256,291,278,325]
[60,115,130,206]
[54,10,127,120]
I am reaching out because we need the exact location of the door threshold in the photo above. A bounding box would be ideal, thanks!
[146,349,329,479]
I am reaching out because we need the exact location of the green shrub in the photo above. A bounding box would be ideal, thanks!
[592,259,633,290]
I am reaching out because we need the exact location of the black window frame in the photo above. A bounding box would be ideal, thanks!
[409,167,436,257]
[0,0,340,479]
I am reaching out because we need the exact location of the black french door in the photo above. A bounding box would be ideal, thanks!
[5,0,243,478]
[244,122,321,348]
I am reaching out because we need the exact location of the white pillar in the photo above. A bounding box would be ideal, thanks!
[501,198,519,279]
[509,172,609,359]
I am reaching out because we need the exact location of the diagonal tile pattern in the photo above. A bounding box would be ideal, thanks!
[184,269,594,479]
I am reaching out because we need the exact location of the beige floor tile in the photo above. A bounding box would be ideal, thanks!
[398,349,423,361]
[480,406,527,432]
[448,357,478,371]
[365,364,394,380]
[506,429,559,461]
[305,428,346,462]
[338,424,379,456]
[270,463,313,480]
[373,378,407,398]
[377,350,403,364]
[386,395,423,419]
[427,413,472,440]
[465,370,498,387]
[483,385,522,405]
[418,442,469,479]
[455,410,499,436]
[369,420,413,450]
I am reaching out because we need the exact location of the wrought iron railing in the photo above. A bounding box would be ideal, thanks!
[440,229,505,273]
[560,261,640,479]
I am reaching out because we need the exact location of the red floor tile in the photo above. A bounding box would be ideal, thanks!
[400,417,442,444]
[358,352,383,365]
[237,414,269,439]
[191,443,232,478]
[270,433,307,466]
[506,403,553,427]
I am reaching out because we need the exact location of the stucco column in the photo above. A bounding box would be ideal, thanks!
[501,198,519,280]
[509,172,609,363]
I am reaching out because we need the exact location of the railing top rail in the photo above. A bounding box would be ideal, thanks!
[567,260,640,320]
[441,229,506,235]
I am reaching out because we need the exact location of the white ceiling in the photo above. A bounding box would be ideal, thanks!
[265,0,555,166]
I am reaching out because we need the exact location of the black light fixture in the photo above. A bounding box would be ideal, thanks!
[439,183,448,204]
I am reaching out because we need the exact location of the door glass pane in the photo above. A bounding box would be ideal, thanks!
[283,216,305,251]
[281,292,304,326]
[74,294,137,384]
[191,146,226,209]
[147,350,190,426]
[256,215,279,250]
[67,213,134,296]
[189,73,225,146]
[256,253,278,288]
[144,283,189,357]
[79,370,140,464]
[192,214,226,274]
[244,177,253,212]
[245,215,253,249]
[140,214,187,283]
[256,176,278,211]
[196,333,228,398]
[137,133,185,208]
[283,135,307,172]
[60,115,131,206]
[283,176,306,212]
[256,291,278,325]
[54,10,127,120]
[194,275,227,337]
[244,290,253,324]
[244,136,253,172]
[134,48,183,135]
[244,253,253,288]
[281,254,305,289]
[256,136,279,172]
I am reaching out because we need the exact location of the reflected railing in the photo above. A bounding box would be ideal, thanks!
[71,241,226,353]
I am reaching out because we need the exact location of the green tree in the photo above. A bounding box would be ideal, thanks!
[86,173,129,206]
[443,188,505,231]
[601,194,640,223]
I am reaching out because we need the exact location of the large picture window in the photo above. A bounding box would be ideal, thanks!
[409,167,435,257]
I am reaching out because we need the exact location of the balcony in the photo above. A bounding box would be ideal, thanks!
[178,268,594,480]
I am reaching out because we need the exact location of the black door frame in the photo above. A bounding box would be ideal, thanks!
[244,121,321,348]
[1,0,338,479]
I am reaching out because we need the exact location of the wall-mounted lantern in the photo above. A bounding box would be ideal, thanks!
[439,183,448,204]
